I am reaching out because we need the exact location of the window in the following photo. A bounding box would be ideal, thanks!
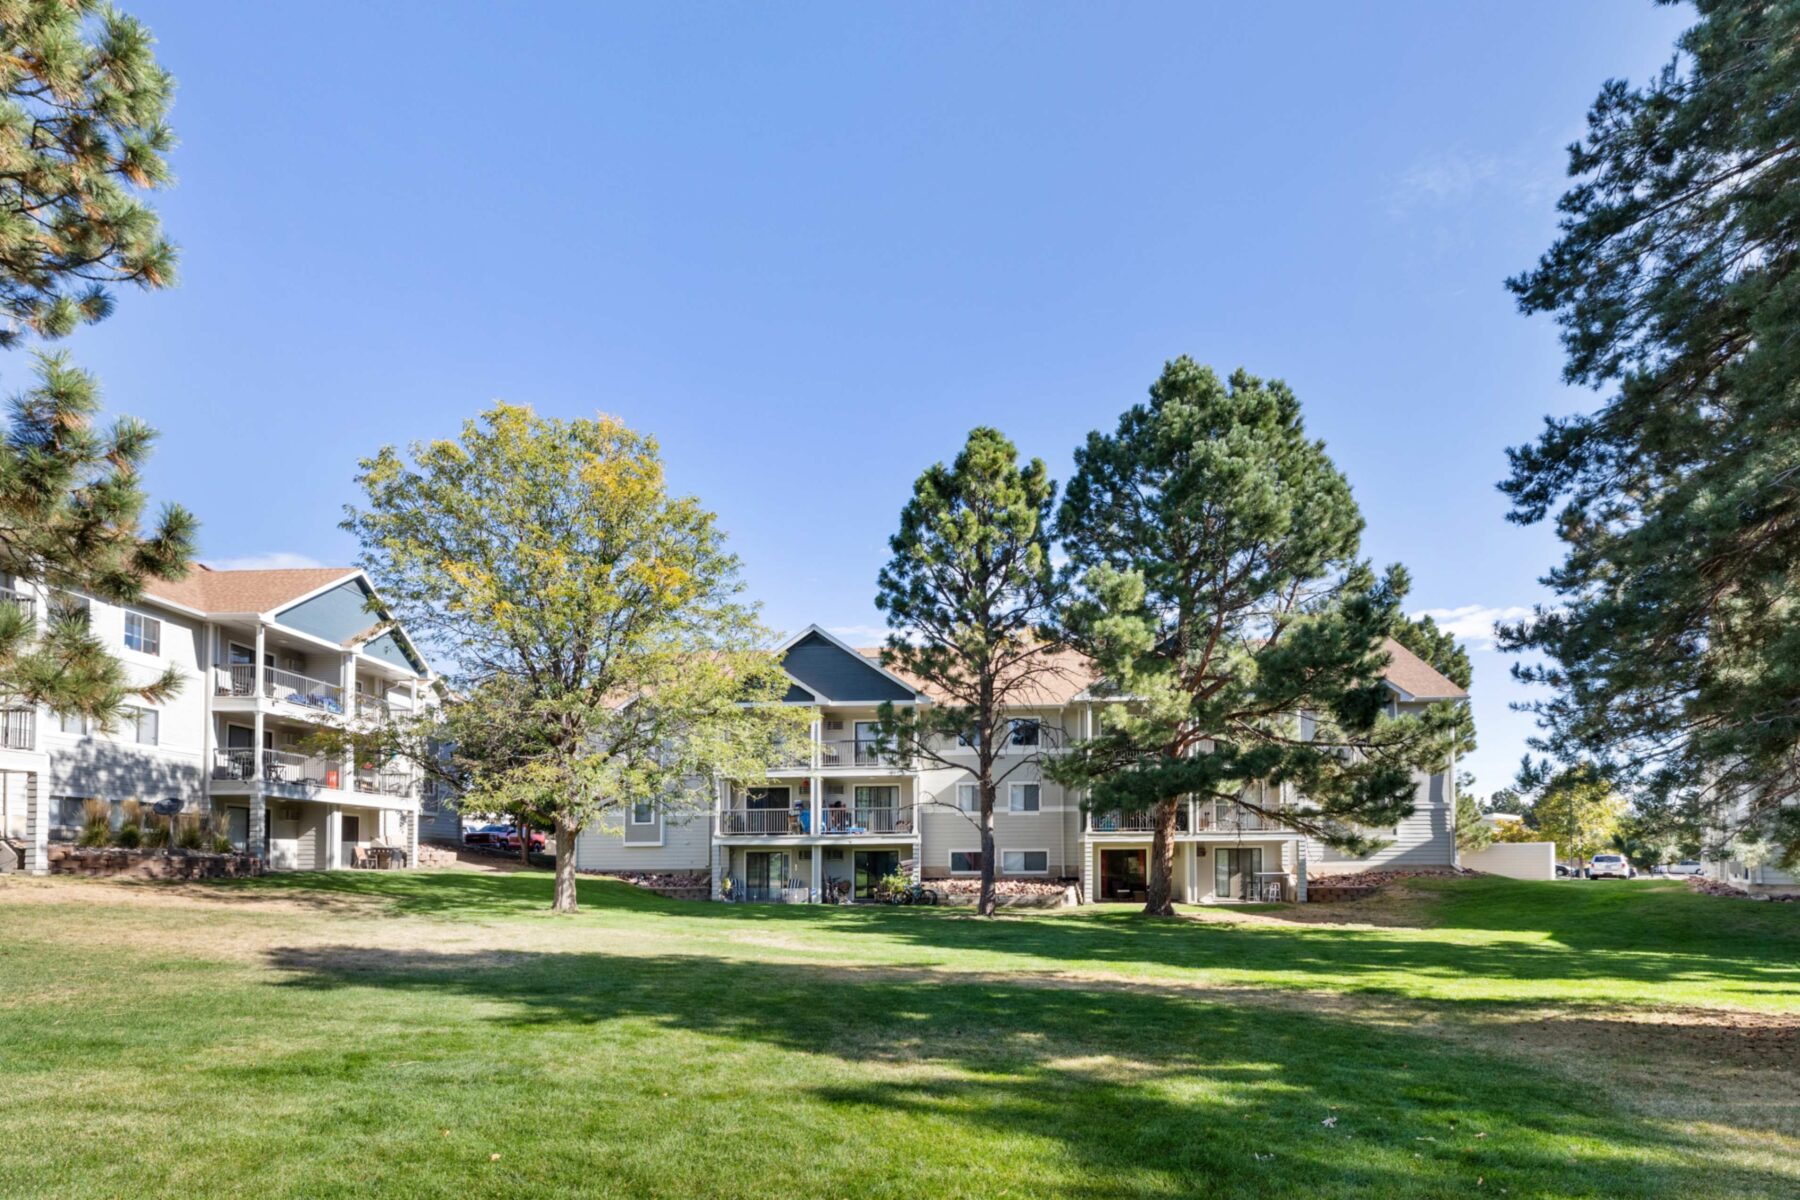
[124,612,161,655]
[57,710,87,735]
[1008,718,1041,748]
[1002,849,1049,875]
[949,850,984,874]
[123,706,158,745]
[1008,782,1041,813]
[954,782,979,812]
[54,795,88,832]
[630,800,656,825]
[50,591,89,626]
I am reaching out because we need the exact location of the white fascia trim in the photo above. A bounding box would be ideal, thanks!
[270,571,369,613]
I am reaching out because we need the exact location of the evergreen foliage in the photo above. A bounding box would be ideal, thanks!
[870,427,1061,917]
[1502,0,1800,865]
[1051,359,1457,914]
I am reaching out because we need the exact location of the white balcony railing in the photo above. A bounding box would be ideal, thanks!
[212,747,339,788]
[354,766,412,797]
[0,587,34,622]
[717,805,913,836]
[213,664,346,714]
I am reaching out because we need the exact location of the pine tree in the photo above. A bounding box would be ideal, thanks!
[871,427,1061,918]
[0,1,178,346]
[1502,0,1800,866]
[1052,359,1456,915]
[0,353,192,721]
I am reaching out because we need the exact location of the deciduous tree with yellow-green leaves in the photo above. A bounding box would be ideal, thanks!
[342,404,806,913]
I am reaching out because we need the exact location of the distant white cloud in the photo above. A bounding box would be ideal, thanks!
[1387,149,1563,217]
[827,623,891,645]
[1411,604,1534,651]
[202,551,328,572]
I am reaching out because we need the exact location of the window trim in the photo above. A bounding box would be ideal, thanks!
[948,849,984,875]
[123,706,159,746]
[1006,717,1041,750]
[954,781,980,813]
[123,610,162,656]
[1001,848,1050,876]
[1008,781,1041,813]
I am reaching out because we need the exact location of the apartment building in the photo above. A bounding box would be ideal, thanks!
[1,566,437,875]
[570,624,1469,903]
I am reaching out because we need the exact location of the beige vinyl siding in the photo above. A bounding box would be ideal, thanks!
[575,807,711,872]
[916,762,1080,879]
[1305,767,1455,874]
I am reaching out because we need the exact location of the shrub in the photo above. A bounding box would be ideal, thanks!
[78,799,111,847]
[115,823,142,849]
[211,835,235,854]
[142,821,171,850]
[176,817,205,851]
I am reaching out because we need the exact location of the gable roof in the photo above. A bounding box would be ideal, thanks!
[1377,637,1468,701]
[855,636,1466,705]
[142,565,360,615]
[775,625,926,704]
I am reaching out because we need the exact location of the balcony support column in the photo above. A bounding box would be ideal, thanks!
[24,769,47,875]
[325,805,342,869]
[809,844,823,903]
[253,622,266,699]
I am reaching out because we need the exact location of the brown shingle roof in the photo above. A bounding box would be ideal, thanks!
[142,565,359,615]
[858,636,1467,704]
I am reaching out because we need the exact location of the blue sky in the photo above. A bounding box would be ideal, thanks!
[56,1,1693,794]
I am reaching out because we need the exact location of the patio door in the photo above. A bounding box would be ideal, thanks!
[745,786,791,835]
[854,785,896,833]
[745,851,788,901]
[1099,849,1147,902]
[341,813,361,865]
[853,850,900,900]
[1214,847,1263,900]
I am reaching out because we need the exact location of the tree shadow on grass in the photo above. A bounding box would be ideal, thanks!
[262,943,1795,1199]
[202,870,1800,1012]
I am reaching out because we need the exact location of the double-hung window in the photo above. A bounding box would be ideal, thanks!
[1007,718,1040,749]
[124,612,161,655]
[1001,849,1049,875]
[1008,782,1041,813]
[954,782,980,813]
[123,706,159,746]
[630,800,656,825]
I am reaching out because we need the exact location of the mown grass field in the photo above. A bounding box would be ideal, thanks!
[1,870,1795,1199]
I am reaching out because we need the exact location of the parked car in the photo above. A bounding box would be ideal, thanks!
[498,825,548,853]
[463,823,511,846]
[1588,853,1634,879]
[1665,860,1704,877]
[1554,863,1574,878]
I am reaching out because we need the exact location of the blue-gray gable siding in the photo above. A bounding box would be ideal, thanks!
[365,629,424,673]
[276,579,426,675]
[276,580,375,643]
[782,632,914,703]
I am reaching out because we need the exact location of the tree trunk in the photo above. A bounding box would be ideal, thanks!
[519,824,531,867]
[552,817,579,914]
[978,784,998,918]
[1144,796,1180,916]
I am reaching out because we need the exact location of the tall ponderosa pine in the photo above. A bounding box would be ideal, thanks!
[1502,0,1800,866]
[1052,359,1456,915]
[343,404,808,913]
[0,354,193,722]
[0,1,178,346]
[872,427,1060,918]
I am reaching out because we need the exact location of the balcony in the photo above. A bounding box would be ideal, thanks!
[1,708,34,751]
[1088,807,1190,834]
[214,665,346,715]
[718,805,913,836]
[354,766,413,797]
[354,692,412,722]
[817,739,898,769]
[212,747,339,788]
[0,587,34,622]
[1197,802,1274,832]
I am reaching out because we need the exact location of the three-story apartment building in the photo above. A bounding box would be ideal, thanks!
[2,566,438,875]
[569,625,1469,903]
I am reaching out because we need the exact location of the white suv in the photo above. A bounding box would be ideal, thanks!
[1588,853,1634,880]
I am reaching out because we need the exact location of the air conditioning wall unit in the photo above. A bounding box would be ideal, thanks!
[826,783,845,796]
[823,719,844,731]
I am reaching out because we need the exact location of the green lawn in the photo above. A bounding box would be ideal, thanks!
[1,872,1795,1199]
